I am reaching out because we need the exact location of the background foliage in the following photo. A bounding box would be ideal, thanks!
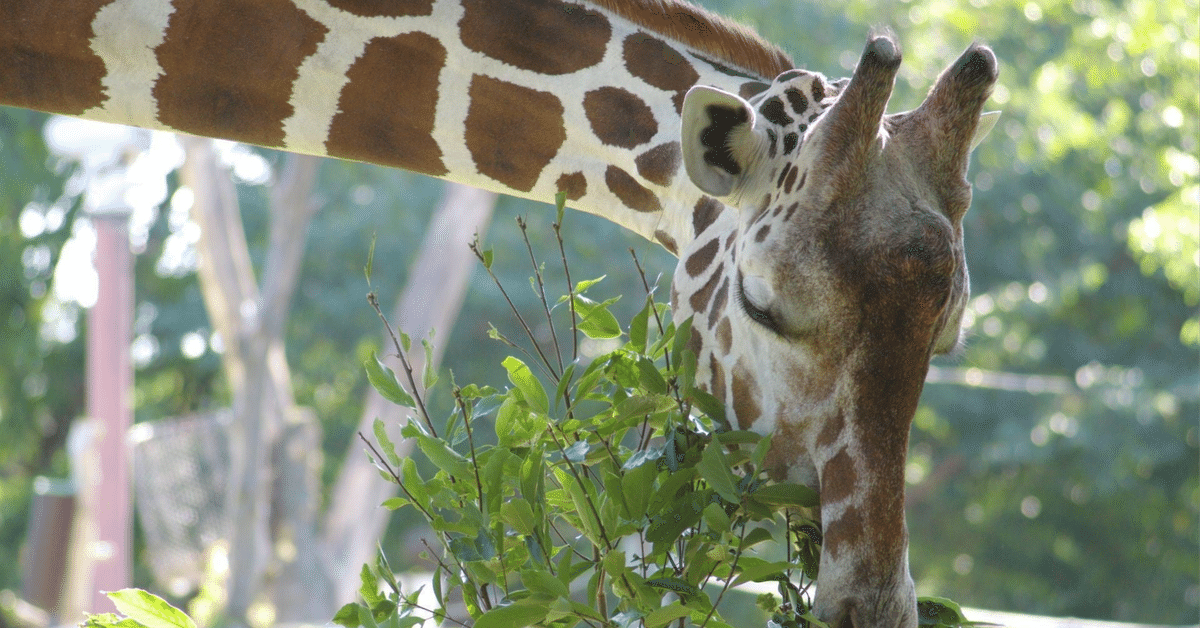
[0,0,1195,622]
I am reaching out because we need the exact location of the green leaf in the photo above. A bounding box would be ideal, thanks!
[636,356,667,394]
[752,482,820,508]
[647,488,707,544]
[629,298,650,352]
[415,433,470,477]
[373,418,400,467]
[359,564,383,607]
[503,356,548,414]
[574,295,622,339]
[702,500,732,534]
[521,568,570,598]
[501,499,539,535]
[697,442,740,504]
[364,233,377,285]
[564,438,589,462]
[381,497,408,510]
[573,275,607,295]
[333,604,361,628]
[670,316,694,368]
[730,558,794,585]
[739,527,774,550]
[106,589,196,628]
[473,604,548,628]
[644,602,692,628]
[365,352,415,408]
[422,338,438,390]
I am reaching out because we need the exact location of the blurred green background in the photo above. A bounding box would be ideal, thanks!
[0,0,1195,622]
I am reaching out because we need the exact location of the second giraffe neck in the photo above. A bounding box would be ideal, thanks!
[2,0,797,253]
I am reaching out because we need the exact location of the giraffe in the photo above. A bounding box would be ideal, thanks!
[0,1,999,626]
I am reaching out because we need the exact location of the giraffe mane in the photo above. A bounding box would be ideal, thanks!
[590,0,795,80]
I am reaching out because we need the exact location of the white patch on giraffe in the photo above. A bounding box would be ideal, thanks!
[82,0,175,128]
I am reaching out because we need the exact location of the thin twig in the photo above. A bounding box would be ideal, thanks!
[555,217,580,362]
[517,216,564,374]
[367,291,437,437]
[471,239,561,379]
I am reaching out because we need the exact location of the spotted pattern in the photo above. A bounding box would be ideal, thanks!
[155,0,326,146]
[622,33,698,113]
[693,196,724,236]
[466,75,566,191]
[605,165,661,213]
[326,0,434,16]
[685,238,719,276]
[460,0,610,75]
[0,0,110,114]
[328,33,447,175]
[730,358,762,427]
[635,142,680,186]
[556,172,587,200]
[585,86,657,148]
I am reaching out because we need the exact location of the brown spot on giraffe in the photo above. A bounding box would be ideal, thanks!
[328,33,446,175]
[823,503,865,561]
[0,0,109,114]
[556,172,587,200]
[693,196,723,237]
[460,0,609,75]
[654,230,678,255]
[784,165,800,193]
[708,353,726,401]
[730,359,762,428]
[688,264,722,312]
[684,238,719,277]
[708,276,728,323]
[605,166,662,213]
[754,224,771,242]
[584,87,657,149]
[716,317,732,354]
[154,0,326,146]
[466,75,566,192]
[820,448,858,504]
[635,142,681,186]
[326,0,433,16]
[816,409,845,449]
[622,33,698,113]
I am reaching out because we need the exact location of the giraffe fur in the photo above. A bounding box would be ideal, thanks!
[0,2,1000,626]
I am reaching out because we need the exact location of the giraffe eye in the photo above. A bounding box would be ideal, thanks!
[737,276,779,332]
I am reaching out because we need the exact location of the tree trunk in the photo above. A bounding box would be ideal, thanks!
[181,137,497,621]
[179,139,324,625]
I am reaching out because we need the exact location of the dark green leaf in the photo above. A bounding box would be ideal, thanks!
[753,482,820,508]
[473,604,548,628]
[365,352,415,408]
[697,442,740,504]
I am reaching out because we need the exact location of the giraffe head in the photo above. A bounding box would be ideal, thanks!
[675,37,999,628]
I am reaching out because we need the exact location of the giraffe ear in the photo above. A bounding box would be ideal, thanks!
[970,110,1000,151]
[681,86,765,198]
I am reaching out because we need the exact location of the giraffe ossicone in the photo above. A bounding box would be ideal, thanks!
[0,2,998,626]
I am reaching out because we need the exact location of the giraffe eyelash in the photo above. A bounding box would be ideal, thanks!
[736,273,781,334]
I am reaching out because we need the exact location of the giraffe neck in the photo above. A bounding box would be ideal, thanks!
[0,0,794,253]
